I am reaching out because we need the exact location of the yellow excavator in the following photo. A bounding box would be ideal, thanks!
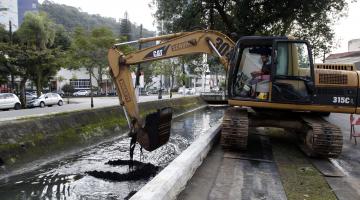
[108,30,357,158]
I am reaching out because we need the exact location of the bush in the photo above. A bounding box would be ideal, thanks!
[62,84,74,96]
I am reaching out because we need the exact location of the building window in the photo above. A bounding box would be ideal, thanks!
[70,79,90,90]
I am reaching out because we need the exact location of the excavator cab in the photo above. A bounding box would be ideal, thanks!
[229,36,315,104]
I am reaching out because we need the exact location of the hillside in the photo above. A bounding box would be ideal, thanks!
[40,0,155,40]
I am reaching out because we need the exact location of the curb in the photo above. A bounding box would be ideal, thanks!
[130,122,222,200]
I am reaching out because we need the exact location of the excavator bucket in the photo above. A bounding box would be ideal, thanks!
[137,107,173,151]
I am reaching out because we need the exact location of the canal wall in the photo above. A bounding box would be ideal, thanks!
[0,96,206,172]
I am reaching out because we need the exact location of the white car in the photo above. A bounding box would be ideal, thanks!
[73,90,90,96]
[178,87,195,95]
[27,93,63,108]
[0,93,21,110]
[26,92,37,102]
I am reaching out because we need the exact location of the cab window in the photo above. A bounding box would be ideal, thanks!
[276,42,311,77]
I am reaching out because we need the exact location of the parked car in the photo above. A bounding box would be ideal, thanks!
[0,93,21,110]
[55,90,64,97]
[73,90,90,96]
[27,93,63,108]
[26,92,37,102]
[178,87,196,95]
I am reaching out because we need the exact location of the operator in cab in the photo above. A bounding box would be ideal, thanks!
[248,51,272,100]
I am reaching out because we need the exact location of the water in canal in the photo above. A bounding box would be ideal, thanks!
[0,106,225,200]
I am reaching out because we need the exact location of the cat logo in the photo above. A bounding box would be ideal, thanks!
[144,45,170,59]
[153,49,163,57]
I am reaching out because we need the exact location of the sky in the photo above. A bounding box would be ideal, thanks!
[39,0,360,54]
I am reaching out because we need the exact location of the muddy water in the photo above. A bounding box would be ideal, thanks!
[0,106,225,200]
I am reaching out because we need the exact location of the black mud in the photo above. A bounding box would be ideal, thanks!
[106,159,144,166]
[86,161,159,181]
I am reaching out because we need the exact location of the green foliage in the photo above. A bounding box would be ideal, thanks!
[69,26,134,93]
[15,12,66,96]
[0,25,9,43]
[0,43,39,104]
[153,0,352,59]
[17,11,56,50]
[40,0,119,35]
[120,12,132,41]
[52,25,72,50]
[70,26,117,69]
[40,1,155,40]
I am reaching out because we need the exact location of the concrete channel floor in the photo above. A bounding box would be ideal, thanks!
[178,133,287,200]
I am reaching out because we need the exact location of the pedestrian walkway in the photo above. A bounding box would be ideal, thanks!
[0,94,196,122]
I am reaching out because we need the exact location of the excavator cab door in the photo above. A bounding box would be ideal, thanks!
[270,40,315,104]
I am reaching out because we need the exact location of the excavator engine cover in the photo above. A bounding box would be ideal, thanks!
[137,107,173,151]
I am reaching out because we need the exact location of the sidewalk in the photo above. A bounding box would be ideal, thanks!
[0,94,195,122]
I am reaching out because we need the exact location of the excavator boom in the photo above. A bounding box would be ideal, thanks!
[108,30,235,152]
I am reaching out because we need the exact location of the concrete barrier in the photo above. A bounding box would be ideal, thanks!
[0,96,206,174]
[130,122,222,200]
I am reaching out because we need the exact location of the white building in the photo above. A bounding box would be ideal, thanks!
[54,67,143,95]
[349,39,360,52]
[325,38,360,69]
[0,0,19,31]
[54,68,115,94]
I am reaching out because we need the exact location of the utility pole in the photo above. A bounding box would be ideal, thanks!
[8,20,15,93]
[135,24,143,101]
[89,68,94,108]
[9,20,12,45]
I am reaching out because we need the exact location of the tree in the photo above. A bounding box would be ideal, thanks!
[120,11,132,41]
[16,12,65,97]
[62,83,74,96]
[71,27,115,93]
[0,44,39,105]
[0,25,9,43]
[70,27,133,105]
[152,0,352,59]
[151,59,182,97]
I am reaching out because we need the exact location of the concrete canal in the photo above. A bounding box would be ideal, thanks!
[0,106,225,200]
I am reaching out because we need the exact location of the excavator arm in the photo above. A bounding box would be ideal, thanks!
[108,30,235,152]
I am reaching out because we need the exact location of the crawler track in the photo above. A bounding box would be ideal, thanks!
[221,107,249,149]
[300,116,343,157]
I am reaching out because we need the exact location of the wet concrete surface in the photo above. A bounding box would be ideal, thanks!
[0,106,225,200]
[323,113,360,200]
[179,130,287,200]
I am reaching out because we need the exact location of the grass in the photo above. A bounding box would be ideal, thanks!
[267,128,337,200]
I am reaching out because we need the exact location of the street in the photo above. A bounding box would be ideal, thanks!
[0,94,191,122]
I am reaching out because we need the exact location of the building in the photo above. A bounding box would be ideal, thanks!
[349,39,360,52]
[0,0,19,31]
[325,39,360,69]
[54,68,143,95]
[0,0,39,31]
[17,0,38,25]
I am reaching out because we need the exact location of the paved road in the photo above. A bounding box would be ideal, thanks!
[0,94,192,122]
